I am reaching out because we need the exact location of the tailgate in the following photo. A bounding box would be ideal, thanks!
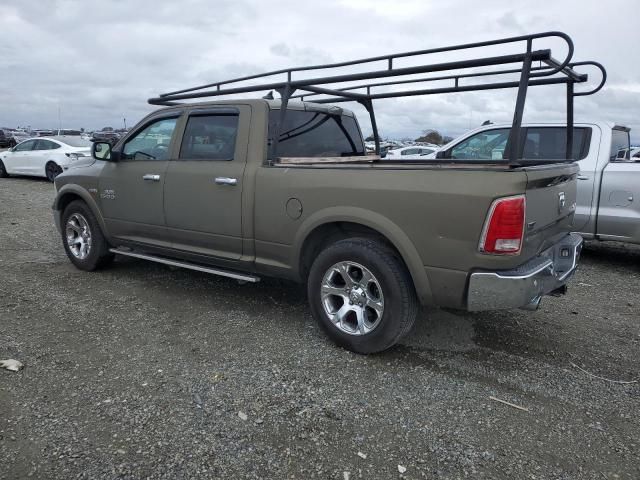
[523,163,579,255]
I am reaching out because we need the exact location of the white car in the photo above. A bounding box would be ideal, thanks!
[0,136,92,182]
[385,146,437,160]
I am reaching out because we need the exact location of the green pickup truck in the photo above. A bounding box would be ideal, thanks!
[52,33,602,353]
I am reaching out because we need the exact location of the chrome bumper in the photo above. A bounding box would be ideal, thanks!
[467,233,583,311]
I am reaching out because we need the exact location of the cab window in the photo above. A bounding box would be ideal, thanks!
[179,114,239,161]
[122,117,178,161]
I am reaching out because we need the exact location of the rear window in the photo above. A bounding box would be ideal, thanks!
[268,110,364,158]
[523,127,590,161]
[60,138,91,147]
[610,129,630,161]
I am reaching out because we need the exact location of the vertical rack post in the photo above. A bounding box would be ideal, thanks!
[507,40,533,163]
[566,80,574,160]
[272,83,295,161]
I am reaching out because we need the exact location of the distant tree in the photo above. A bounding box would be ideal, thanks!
[442,136,453,144]
[80,127,85,133]
[415,129,443,145]
[365,135,376,142]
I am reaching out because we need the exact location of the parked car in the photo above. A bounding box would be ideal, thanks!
[0,129,17,148]
[51,33,594,353]
[431,122,639,245]
[9,131,30,145]
[91,130,120,143]
[0,136,92,181]
[385,146,437,160]
[55,129,82,136]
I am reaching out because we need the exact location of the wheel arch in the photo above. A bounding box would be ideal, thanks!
[293,207,433,305]
[54,185,110,239]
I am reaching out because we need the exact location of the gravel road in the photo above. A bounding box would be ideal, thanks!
[1,177,639,479]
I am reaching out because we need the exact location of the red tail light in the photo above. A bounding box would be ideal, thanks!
[479,195,525,255]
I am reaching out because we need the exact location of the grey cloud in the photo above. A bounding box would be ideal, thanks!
[0,0,638,143]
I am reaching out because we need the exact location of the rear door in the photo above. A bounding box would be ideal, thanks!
[98,114,181,247]
[32,139,62,176]
[163,106,250,260]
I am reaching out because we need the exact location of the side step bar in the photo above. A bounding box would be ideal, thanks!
[109,248,260,283]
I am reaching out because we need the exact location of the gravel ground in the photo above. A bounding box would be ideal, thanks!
[0,177,639,480]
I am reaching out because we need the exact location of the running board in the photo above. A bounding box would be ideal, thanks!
[109,248,260,283]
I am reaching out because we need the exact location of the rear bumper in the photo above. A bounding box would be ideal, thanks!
[467,233,582,311]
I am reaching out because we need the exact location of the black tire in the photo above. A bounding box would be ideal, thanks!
[61,200,114,271]
[0,160,8,178]
[307,237,418,354]
[45,161,62,182]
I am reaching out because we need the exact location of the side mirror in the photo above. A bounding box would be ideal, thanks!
[435,150,447,159]
[92,141,116,161]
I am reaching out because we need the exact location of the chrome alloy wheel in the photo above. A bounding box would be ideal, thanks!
[65,213,92,260]
[320,261,385,335]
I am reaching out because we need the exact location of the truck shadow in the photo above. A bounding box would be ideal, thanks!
[581,241,640,271]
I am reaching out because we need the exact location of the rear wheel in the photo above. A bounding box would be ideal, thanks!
[61,200,114,271]
[0,160,8,178]
[307,237,418,354]
[45,161,62,182]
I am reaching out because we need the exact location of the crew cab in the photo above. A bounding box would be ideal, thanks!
[51,33,598,353]
[432,122,639,245]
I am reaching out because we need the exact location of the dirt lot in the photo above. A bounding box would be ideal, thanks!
[0,177,639,480]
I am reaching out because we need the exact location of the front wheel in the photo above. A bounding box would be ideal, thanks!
[45,161,62,182]
[61,200,114,271]
[307,237,418,354]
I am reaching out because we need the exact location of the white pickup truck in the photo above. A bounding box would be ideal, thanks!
[432,122,639,245]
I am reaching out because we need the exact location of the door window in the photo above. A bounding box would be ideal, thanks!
[35,139,61,150]
[450,129,509,160]
[122,117,178,161]
[14,140,36,152]
[401,148,420,155]
[179,114,239,160]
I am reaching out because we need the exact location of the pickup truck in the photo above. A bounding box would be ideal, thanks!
[51,33,597,353]
[431,122,639,245]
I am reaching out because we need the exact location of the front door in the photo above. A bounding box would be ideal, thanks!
[98,115,180,248]
[163,106,249,260]
[5,139,37,174]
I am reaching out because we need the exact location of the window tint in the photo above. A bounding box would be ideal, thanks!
[123,117,178,161]
[35,140,60,150]
[450,129,509,160]
[179,114,239,160]
[269,110,364,158]
[401,148,420,155]
[610,129,630,161]
[14,140,36,151]
[523,127,590,161]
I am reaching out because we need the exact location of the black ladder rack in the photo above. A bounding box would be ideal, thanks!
[148,31,606,166]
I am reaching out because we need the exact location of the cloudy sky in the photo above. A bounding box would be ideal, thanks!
[1,0,638,142]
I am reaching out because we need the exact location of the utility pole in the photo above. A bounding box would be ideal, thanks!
[123,116,127,130]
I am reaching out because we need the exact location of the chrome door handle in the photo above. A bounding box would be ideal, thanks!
[577,175,589,180]
[215,177,238,186]
[143,174,161,182]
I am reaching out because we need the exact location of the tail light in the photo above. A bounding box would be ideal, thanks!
[479,195,525,255]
